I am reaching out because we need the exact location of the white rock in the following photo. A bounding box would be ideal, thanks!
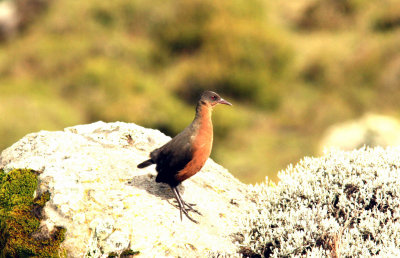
[0,121,249,257]
[319,113,400,153]
[0,1,18,40]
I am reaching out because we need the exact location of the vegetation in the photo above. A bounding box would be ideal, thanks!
[1,0,400,182]
[120,249,140,257]
[107,249,140,258]
[0,168,66,257]
[238,147,400,257]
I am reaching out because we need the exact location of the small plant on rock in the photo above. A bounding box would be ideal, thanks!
[238,147,400,257]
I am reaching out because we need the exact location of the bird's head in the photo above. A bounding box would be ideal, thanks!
[199,91,232,107]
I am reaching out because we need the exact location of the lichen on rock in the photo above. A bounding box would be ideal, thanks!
[0,168,66,257]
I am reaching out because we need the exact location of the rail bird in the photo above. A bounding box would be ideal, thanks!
[137,91,232,222]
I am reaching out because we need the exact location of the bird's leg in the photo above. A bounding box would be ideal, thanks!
[175,187,202,215]
[171,187,199,223]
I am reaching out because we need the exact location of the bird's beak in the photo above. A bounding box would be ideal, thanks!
[218,98,232,106]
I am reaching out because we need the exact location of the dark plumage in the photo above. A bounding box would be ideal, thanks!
[137,91,232,222]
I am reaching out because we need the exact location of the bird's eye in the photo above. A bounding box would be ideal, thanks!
[212,95,218,100]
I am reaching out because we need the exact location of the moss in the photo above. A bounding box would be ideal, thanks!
[0,169,66,257]
[108,252,118,258]
[120,249,140,257]
[107,249,140,257]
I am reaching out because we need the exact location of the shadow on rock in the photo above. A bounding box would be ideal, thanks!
[125,173,186,201]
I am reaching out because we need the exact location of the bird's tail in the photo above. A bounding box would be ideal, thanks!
[137,159,154,168]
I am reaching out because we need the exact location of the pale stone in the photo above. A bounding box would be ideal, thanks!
[319,113,400,153]
[0,1,18,40]
[0,121,249,257]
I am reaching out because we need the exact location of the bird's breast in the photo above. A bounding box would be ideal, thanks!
[175,116,213,182]
[192,119,213,159]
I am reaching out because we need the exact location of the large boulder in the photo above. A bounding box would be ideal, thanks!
[319,113,400,153]
[0,121,249,257]
[0,1,18,41]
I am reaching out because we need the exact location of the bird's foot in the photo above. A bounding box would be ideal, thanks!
[171,186,202,223]
[171,199,202,215]
[179,206,199,224]
[181,200,202,215]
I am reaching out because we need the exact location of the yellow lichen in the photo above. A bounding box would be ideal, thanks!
[0,169,66,257]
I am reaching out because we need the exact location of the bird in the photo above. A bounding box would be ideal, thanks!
[137,91,232,223]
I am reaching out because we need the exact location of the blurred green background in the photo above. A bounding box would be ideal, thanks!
[1,0,400,183]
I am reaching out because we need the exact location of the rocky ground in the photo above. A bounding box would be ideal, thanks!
[3,121,400,257]
[0,121,250,257]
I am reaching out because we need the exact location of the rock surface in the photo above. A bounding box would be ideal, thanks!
[0,1,18,41]
[0,121,249,257]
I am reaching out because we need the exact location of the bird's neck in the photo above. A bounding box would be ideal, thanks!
[192,102,213,137]
[192,102,213,151]
[194,102,213,124]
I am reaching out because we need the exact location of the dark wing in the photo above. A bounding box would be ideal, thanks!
[151,129,193,185]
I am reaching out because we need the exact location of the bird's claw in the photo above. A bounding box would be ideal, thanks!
[180,206,199,224]
[171,200,202,216]
[171,186,202,223]
[182,201,202,215]
[172,199,202,215]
